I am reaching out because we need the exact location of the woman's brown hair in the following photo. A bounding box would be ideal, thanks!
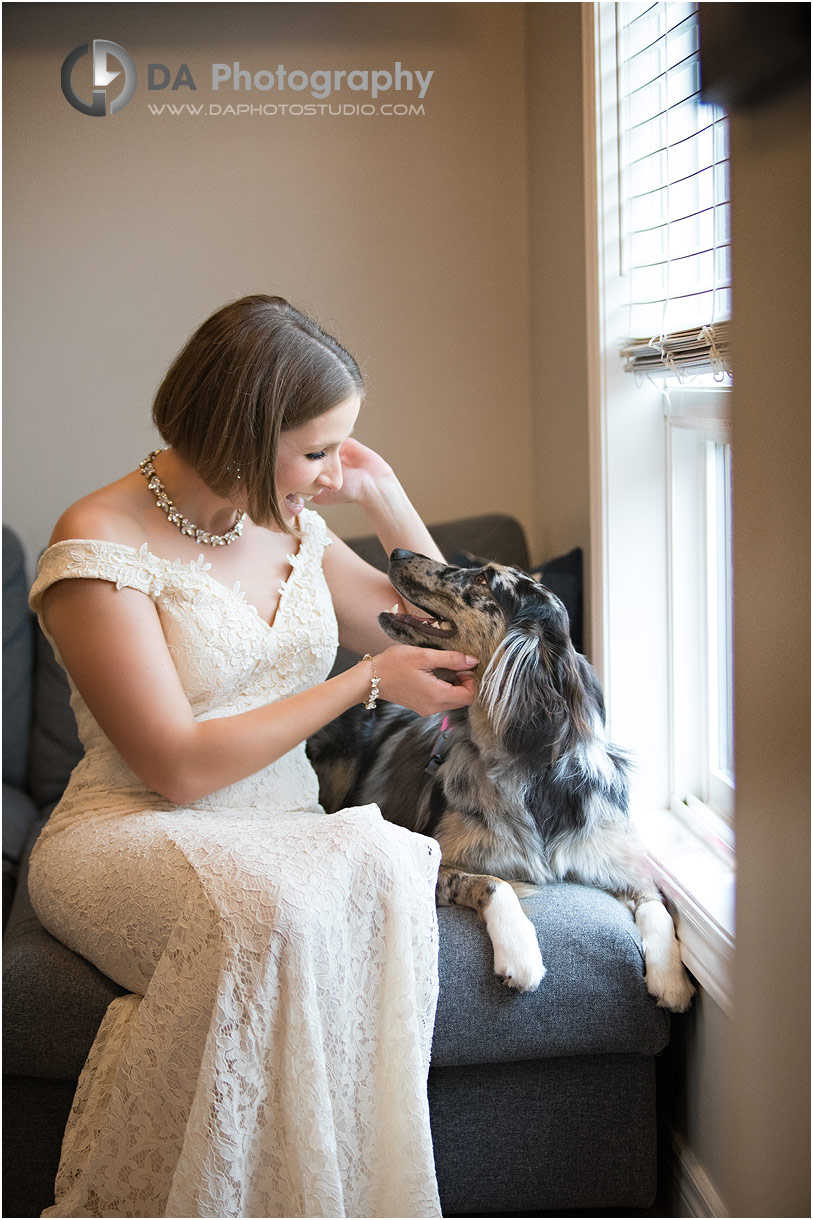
[152,295,364,532]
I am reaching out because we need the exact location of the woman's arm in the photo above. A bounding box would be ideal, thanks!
[40,577,478,806]
[317,438,448,656]
[313,438,445,562]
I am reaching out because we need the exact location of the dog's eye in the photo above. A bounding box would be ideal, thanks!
[473,573,489,586]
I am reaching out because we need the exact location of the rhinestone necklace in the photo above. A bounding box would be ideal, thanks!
[139,450,247,547]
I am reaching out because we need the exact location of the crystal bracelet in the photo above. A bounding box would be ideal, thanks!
[361,654,380,710]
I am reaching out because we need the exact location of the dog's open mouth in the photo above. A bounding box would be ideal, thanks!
[380,606,457,640]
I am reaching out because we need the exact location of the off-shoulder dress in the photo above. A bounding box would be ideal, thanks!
[27,509,441,1219]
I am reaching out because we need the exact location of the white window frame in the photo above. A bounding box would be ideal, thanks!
[585,3,735,1013]
[666,385,734,832]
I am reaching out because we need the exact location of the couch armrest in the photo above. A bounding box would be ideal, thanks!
[3,525,34,792]
[432,883,669,1066]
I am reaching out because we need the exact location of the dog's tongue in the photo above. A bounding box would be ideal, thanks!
[286,494,305,516]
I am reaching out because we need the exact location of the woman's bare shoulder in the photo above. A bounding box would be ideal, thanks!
[50,471,148,548]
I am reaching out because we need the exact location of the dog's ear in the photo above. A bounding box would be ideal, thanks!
[555,646,605,739]
[479,623,602,760]
[575,652,606,725]
[478,623,560,758]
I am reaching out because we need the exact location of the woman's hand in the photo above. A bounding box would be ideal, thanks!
[372,645,479,717]
[310,438,395,509]
[317,438,451,658]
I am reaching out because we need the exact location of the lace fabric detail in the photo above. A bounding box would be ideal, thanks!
[27,510,442,1217]
[29,511,340,835]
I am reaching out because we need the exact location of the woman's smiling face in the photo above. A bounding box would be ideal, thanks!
[275,393,361,519]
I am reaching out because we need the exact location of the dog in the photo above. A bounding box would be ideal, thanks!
[307,548,695,1012]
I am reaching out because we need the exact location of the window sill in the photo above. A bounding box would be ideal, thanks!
[634,807,735,1015]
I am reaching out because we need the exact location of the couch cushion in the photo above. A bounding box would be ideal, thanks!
[2,782,39,866]
[429,1053,659,1213]
[5,828,668,1081]
[530,547,583,655]
[346,513,531,574]
[431,882,670,1066]
[27,625,83,811]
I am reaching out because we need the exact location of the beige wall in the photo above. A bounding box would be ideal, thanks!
[526,4,591,572]
[3,2,534,566]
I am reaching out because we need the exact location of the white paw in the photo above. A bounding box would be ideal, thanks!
[646,959,696,1012]
[485,884,546,992]
[636,900,695,1012]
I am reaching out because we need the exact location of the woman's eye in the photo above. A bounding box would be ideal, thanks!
[305,451,326,462]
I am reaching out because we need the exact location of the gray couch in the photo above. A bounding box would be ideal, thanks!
[3,517,671,1218]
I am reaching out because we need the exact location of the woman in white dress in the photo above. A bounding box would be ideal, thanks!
[27,295,480,1219]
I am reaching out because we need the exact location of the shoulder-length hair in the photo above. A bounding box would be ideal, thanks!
[152,294,364,532]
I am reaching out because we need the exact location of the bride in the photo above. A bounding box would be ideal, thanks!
[27,294,479,1218]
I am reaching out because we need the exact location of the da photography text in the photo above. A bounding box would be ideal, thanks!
[61,41,435,117]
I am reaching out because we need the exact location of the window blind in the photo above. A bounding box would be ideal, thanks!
[618,2,731,378]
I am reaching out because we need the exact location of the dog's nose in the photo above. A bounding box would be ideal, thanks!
[390,548,415,562]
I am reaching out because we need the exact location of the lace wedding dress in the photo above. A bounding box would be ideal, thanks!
[28,509,442,1219]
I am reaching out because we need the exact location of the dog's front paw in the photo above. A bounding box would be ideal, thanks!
[635,900,695,1012]
[646,959,696,1012]
[485,884,546,992]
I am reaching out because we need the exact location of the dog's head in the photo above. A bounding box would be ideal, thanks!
[380,549,604,761]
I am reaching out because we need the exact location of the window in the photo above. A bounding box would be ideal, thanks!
[667,388,734,836]
[588,2,735,1009]
[617,1,731,365]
